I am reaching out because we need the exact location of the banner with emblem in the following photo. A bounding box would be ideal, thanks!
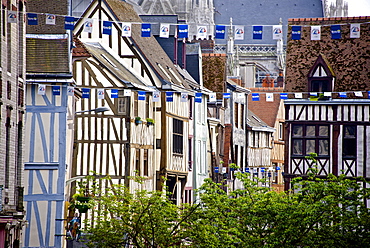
[178,25,188,39]
[331,25,341,39]
[196,26,207,39]
[291,26,301,40]
[195,93,203,103]
[124,89,131,97]
[234,25,245,40]
[180,93,188,102]
[209,93,216,102]
[311,26,321,40]
[266,93,274,102]
[52,86,61,96]
[253,26,263,39]
[64,16,75,30]
[7,11,17,23]
[97,89,105,99]
[110,89,118,98]
[103,21,112,35]
[45,14,56,25]
[215,25,226,39]
[272,25,283,40]
[160,23,170,38]
[153,91,160,102]
[38,84,46,95]
[252,93,260,101]
[84,18,93,33]
[350,23,360,38]
[27,13,38,25]
[166,92,174,102]
[138,91,146,101]
[82,88,90,98]
[141,23,151,37]
[67,86,74,96]
[122,23,132,37]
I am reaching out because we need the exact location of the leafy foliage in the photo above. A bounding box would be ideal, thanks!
[80,173,370,248]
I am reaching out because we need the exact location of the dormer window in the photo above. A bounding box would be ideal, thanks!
[308,55,335,92]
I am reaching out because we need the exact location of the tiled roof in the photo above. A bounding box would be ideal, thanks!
[248,87,284,128]
[104,0,190,89]
[288,16,370,22]
[72,37,91,58]
[247,109,274,131]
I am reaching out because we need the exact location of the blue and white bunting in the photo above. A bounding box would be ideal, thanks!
[266,93,274,102]
[166,92,174,102]
[294,93,303,99]
[368,91,370,99]
[354,91,363,97]
[280,93,288,99]
[84,18,93,33]
[196,26,207,39]
[141,23,151,37]
[64,16,75,30]
[97,89,105,99]
[215,25,226,39]
[292,26,301,40]
[38,84,46,95]
[110,89,118,98]
[52,86,60,96]
[178,25,188,39]
[160,23,170,38]
[331,25,341,39]
[67,86,74,96]
[195,92,203,103]
[234,25,245,40]
[350,24,360,38]
[209,93,216,102]
[7,11,17,23]
[339,92,347,98]
[122,23,132,37]
[324,92,332,97]
[124,89,131,96]
[103,21,112,35]
[223,93,230,99]
[82,88,90,98]
[45,14,56,25]
[272,25,283,40]
[153,91,160,102]
[311,26,321,40]
[252,93,260,101]
[180,93,188,102]
[138,91,146,101]
[253,26,263,40]
[27,13,38,25]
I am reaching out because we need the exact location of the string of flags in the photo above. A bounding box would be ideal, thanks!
[36,84,370,103]
[6,9,368,40]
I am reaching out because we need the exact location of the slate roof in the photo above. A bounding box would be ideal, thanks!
[213,0,324,45]
[103,0,190,89]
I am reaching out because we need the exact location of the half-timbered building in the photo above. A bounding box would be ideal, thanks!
[71,0,192,208]
[283,16,370,192]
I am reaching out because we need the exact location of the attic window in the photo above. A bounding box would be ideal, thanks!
[312,65,327,77]
[101,54,117,68]
[157,63,171,81]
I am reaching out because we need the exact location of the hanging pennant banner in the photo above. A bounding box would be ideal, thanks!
[52,86,61,96]
[82,88,90,98]
[141,23,151,37]
[311,26,321,40]
[110,89,118,98]
[166,92,174,102]
[253,26,263,40]
[7,11,17,23]
[65,16,75,30]
[266,93,274,102]
[294,93,303,99]
[38,84,46,95]
[27,13,38,25]
[209,93,216,102]
[252,93,260,101]
[350,24,360,38]
[272,25,283,40]
[153,91,160,102]
[103,21,112,35]
[324,92,332,97]
[235,25,245,40]
[67,86,74,96]
[122,23,132,37]
[84,18,94,33]
[292,26,301,40]
[331,25,341,39]
[178,25,188,39]
[223,93,230,99]
[280,93,288,99]
[195,92,203,103]
[354,91,363,97]
[138,91,146,101]
[97,89,105,99]
[215,25,226,39]
[124,89,131,96]
[180,92,188,102]
[45,14,56,25]
[368,91,370,99]
[160,23,170,38]
[196,26,207,39]
[309,92,318,101]
[338,92,347,98]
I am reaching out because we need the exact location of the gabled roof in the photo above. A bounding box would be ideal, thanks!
[103,0,190,89]
[247,109,274,132]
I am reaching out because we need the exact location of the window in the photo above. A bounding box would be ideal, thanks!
[143,149,148,176]
[188,138,193,171]
[308,55,334,92]
[291,124,329,157]
[279,122,284,140]
[234,103,238,128]
[135,149,140,175]
[240,104,244,129]
[173,119,183,154]
[5,106,11,188]
[343,125,356,157]
[7,81,11,99]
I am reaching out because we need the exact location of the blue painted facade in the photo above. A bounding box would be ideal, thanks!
[24,84,71,247]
